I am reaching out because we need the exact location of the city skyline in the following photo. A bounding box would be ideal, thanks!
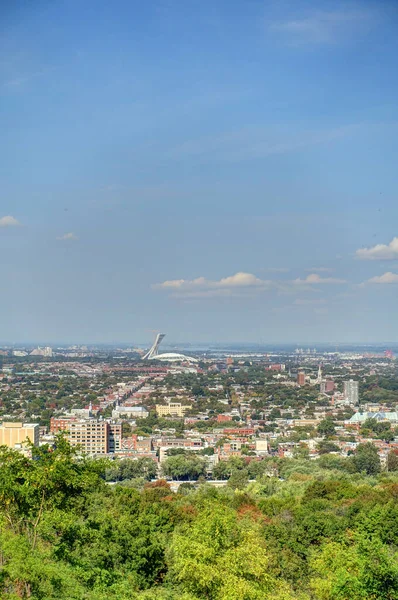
[1,0,398,343]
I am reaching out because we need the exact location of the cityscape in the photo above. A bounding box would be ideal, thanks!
[2,0,398,597]
[1,337,397,482]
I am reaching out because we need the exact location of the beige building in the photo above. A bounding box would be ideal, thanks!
[0,422,39,452]
[68,420,109,454]
[255,439,269,454]
[155,403,191,418]
[66,420,122,455]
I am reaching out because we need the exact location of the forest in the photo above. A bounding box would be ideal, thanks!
[1,439,398,599]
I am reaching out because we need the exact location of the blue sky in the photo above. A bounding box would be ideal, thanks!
[1,0,398,345]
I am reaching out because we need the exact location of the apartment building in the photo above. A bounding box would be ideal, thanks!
[68,420,108,454]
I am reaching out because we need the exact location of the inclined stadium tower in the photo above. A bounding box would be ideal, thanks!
[142,333,198,363]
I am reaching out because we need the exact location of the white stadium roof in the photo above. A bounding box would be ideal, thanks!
[148,352,198,363]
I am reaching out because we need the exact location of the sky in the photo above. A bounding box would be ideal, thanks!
[1,0,398,345]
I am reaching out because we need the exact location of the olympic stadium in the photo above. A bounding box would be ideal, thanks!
[143,334,198,363]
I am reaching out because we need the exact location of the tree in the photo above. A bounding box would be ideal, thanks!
[122,421,132,438]
[387,450,398,472]
[227,469,249,490]
[269,408,281,420]
[317,440,340,455]
[361,418,395,441]
[310,536,398,600]
[199,447,215,456]
[293,444,310,459]
[212,457,246,480]
[317,418,336,437]
[351,442,381,475]
[212,460,230,480]
[166,503,299,599]
[162,454,206,480]
[105,457,158,481]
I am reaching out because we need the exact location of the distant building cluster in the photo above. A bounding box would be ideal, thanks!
[0,339,397,480]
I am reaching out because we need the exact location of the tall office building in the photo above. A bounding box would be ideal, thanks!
[344,379,359,405]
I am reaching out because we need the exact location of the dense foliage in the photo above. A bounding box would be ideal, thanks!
[1,440,398,599]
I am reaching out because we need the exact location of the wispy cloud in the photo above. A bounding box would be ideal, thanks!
[166,124,358,163]
[0,215,20,227]
[269,8,376,45]
[366,272,398,285]
[56,232,78,241]
[356,236,398,260]
[294,273,346,285]
[2,66,56,89]
[305,267,334,273]
[153,272,276,298]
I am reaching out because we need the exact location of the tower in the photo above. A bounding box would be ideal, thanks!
[143,333,165,360]
[317,364,322,384]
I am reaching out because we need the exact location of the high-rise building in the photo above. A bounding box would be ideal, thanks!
[68,420,108,454]
[297,372,306,386]
[344,379,359,405]
[63,420,122,455]
[108,423,122,453]
[0,422,39,453]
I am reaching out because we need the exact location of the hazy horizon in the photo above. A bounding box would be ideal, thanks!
[3,339,398,350]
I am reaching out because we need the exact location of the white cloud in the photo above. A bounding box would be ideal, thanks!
[366,272,398,285]
[158,279,187,289]
[56,232,78,241]
[154,272,274,297]
[155,270,348,299]
[294,273,346,285]
[0,215,20,227]
[218,272,264,287]
[305,267,333,273]
[356,237,398,260]
[269,8,375,45]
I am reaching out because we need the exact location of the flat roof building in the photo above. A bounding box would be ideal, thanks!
[156,403,191,418]
[0,422,39,453]
[68,420,109,455]
[112,406,149,419]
